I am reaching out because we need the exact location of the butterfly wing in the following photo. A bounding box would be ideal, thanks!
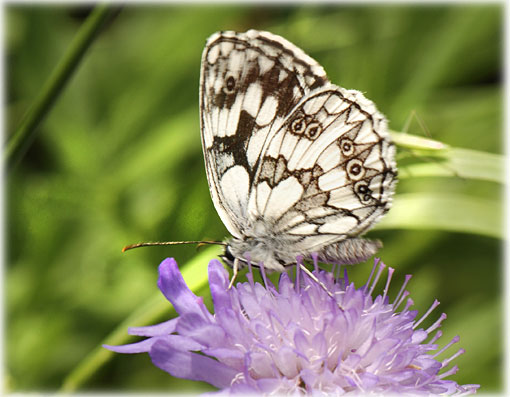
[200,30,328,238]
[246,85,397,261]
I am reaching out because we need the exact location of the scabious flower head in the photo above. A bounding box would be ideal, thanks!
[105,257,479,395]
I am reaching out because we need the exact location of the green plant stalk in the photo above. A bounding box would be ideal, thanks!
[390,131,448,151]
[60,245,222,393]
[5,4,120,169]
[376,192,503,239]
[391,131,504,184]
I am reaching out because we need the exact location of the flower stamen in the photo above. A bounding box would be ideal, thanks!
[433,335,461,359]
[368,260,386,296]
[425,312,448,334]
[441,348,466,368]
[382,266,395,301]
[414,299,441,329]
[393,273,412,307]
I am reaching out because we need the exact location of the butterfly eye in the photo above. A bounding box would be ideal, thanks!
[224,75,236,94]
[346,159,365,180]
[291,117,306,134]
[305,122,322,140]
[340,138,354,156]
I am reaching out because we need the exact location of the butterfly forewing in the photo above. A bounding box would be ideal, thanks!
[200,30,328,238]
[200,30,397,270]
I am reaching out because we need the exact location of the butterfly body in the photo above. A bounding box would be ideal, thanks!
[200,30,397,271]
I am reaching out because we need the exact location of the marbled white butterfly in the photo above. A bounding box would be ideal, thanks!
[200,30,397,274]
[123,30,397,284]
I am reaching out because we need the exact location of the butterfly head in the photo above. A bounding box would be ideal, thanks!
[222,235,292,272]
[220,244,241,268]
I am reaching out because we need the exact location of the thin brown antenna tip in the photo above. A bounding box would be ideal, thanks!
[121,240,226,253]
[122,244,137,252]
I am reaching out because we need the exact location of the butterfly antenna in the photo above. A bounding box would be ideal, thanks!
[122,240,225,252]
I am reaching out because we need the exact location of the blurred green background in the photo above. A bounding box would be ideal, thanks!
[6,4,504,394]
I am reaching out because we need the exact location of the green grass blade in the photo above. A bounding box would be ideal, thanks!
[59,245,221,393]
[376,193,503,239]
[5,4,121,169]
[399,147,504,184]
[391,131,449,151]
[392,132,504,184]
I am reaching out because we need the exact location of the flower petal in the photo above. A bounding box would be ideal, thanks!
[104,334,204,355]
[157,258,206,317]
[177,316,227,347]
[103,337,162,354]
[128,318,178,337]
[208,259,232,309]
[204,347,244,362]
[150,338,238,389]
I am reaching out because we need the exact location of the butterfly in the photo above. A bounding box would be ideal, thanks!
[199,29,397,276]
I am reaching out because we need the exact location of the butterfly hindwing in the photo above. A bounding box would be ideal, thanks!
[248,86,396,259]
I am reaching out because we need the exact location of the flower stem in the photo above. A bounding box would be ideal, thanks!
[5,4,121,170]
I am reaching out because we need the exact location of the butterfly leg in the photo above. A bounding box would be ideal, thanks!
[228,257,240,289]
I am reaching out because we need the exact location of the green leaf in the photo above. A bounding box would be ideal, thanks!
[399,147,504,184]
[392,132,504,184]
[376,192,503,239]
[391,131,449,151]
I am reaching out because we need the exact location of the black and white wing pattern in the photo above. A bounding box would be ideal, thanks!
[200,30,328,238]
[200,30,397,271]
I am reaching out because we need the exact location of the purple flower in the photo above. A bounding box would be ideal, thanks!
[105,257,479,395]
